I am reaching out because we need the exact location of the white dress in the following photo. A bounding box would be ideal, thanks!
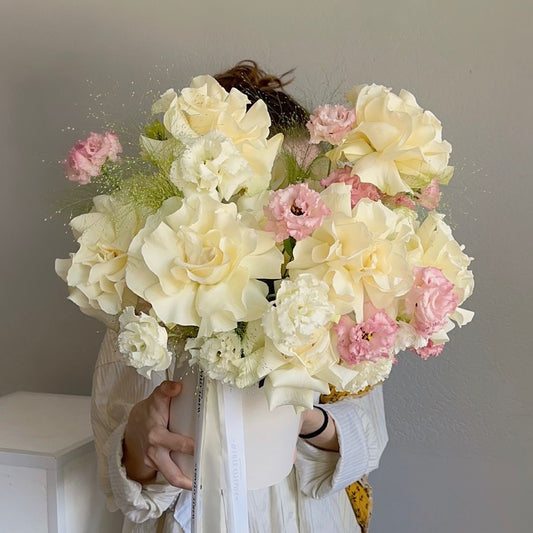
[91,330,389,532]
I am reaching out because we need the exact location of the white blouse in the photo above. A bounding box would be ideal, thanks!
[91,330,389,532]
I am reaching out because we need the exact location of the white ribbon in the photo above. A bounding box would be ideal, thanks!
[191,376,249,533]
[190,370,206,533]
[218,383,248,532]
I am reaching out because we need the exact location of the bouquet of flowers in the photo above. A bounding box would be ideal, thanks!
[56,75,474,413]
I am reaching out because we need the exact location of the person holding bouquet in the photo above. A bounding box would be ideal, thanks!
[89,61,389,533]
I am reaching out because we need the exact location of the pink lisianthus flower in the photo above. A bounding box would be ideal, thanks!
[64,131,122,185]
[416,178,441,210]
[264,183,331,242]
[320,167,381,208]
[410,339,444,360]
[306,104,357,145]
[334,311,398,365]
[405,267,458,337]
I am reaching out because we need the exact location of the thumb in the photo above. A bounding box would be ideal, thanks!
[154,381,183,402]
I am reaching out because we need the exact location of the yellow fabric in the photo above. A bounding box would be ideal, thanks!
[320,385,374,533]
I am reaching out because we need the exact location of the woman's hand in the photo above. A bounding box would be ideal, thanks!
[123,381,194,489]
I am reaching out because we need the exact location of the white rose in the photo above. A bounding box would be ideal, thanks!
[55,195,150,321]
[126,194,284,336]
[118,307,172,379]
[328,84,453,195]
[260,279,339,411]
[171,131,252,200]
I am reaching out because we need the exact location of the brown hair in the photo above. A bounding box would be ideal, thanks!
[215,60,309,136]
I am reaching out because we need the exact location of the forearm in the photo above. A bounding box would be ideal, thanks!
[295,387,389,498]
[299,405,339,452]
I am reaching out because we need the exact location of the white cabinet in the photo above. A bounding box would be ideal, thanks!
[0,391,123,533]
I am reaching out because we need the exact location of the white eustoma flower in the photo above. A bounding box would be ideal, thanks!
[328,84,453,195]
[126,194,283,337]
[118,306,172,379]
[170,131,252,200]
[55,195,150,322]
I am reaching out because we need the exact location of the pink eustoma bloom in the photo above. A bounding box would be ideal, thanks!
[417,178,441,210]
[306,104,357,144]
[405,266,458,337]
[334,311,398,365]
[264,183,331,242]
[64,131,122,185]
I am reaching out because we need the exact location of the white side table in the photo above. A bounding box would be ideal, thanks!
[0,391,123,533]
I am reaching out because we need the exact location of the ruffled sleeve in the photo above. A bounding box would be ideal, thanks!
[91,329,181,524]
[294,385,388,498]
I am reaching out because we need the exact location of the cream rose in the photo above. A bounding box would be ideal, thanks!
[328,84,453,196]
[151,76,246,139]
[118,307,172,379]
[126,194,284,337]
[288,186,414,321]
[55,195,149,321]
[410,211,474,307]
[152,76,284,196]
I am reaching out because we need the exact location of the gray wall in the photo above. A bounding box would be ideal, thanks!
[1,1,531,532]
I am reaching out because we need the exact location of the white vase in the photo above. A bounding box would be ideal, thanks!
[168,362,301,491]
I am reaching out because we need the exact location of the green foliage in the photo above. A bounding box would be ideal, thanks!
[144,118,167,141]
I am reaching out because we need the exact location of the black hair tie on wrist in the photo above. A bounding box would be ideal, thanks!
[299,405,329,439]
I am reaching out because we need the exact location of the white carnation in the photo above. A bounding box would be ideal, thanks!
[118,307,172,379]
[263,274,336,349]
[171,132,252,200]
[186,331,242,384]
[343,356,394,393]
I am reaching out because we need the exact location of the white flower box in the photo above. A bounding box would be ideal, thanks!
[0,391,122,533]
